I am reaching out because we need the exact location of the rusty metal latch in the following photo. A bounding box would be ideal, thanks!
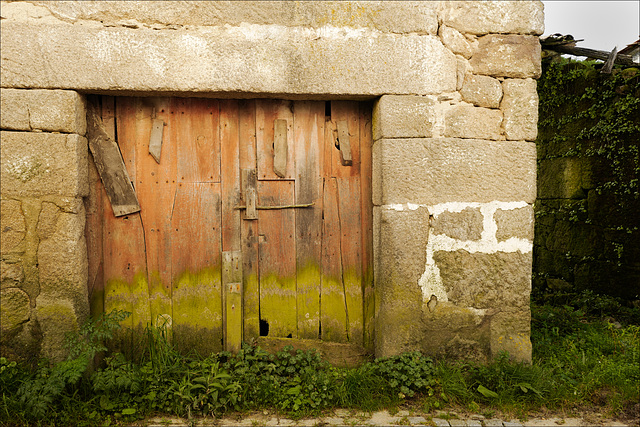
[234,202,314,211]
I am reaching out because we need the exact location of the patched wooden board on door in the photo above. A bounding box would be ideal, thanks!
[88,97,373,358]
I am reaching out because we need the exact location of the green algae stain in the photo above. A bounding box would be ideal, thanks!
[343,268,364,346]
[172,267,223,355]
[147,271,172,327]
[243,272,260,340]
[321,274,348,343]
[296,262,321,339]
[260,272,297,339]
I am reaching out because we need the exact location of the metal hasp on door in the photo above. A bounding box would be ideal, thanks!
[86,97,374,362]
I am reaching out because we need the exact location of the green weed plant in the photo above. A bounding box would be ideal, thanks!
[1,298,638,426]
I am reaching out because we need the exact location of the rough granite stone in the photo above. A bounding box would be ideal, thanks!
[0,288,31,331]
[1,261,25,288]
[444,105,503,140]
[0,89,86,134]
[0,88,29,130]
[490,310,532,362]
[501,79,538,141]
[373,95,435,140]
[28,90,87,134]
[374,206,429,357]
[0,199,26,253]
[18,1,440,34]
[538,158,585,199]
[433,250,532,309]
[0,132,89,198]
[34,297,82,363]
[373,138,536,205]
[1,20,456,97]
[37,205,88,302]
[440,25,474,59]
[470,35,541,79]
[440,1,544,35]
[495,206,534,242]
[460,74,503,108]
[432,207,484,241]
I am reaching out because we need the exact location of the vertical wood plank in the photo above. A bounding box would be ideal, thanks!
[337,176,363,346]
[113,98,151,334]
[220,99,241,252]
[258,180,297,338]
[239,100,260,340]
[359,103,375,351]
[294,101,324,339]
[102,97,149,354]
[86,140,105,321]
[177,98,220,183]
[223,251,243,352]
[171,182,223,355]
[256,99,295,180]
[323,117,336,178]
[321,177,348,343]
[220,99,241,350]
[331,101,360,178]
[136,97,175,327]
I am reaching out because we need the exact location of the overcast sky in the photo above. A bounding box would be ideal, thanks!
[542,1,639,51]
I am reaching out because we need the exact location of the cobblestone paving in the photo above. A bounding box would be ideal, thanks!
[140,409,635,427]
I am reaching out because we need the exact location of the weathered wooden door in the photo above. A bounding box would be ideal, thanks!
[87,97,373,358]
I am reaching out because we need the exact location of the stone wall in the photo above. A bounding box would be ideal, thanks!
[534,61,640,302]
[0,1,543,363]
[1,89,89,362]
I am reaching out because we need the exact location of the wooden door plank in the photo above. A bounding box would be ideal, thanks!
[171,182,223,355]
[112,98,151,334]
[321,177,348,343]
[177,98,220,183]
[331,101,360,178]
[102,97,150,354]
[135,97,175,327]
[323,117,335,178]
[86,102,140,217]
[359,103,375,351]
[239,100,260,340]
[337,176,364,346]
[220,100,241,252]
[86,111,105,321]
[222,250,243,352]
[258,180,297,339]
[256,99,295,180]
[220,99,242,350]
[148,118,164,163]
[294,101,324,339]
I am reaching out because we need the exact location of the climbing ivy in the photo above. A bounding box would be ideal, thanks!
[534,58,640,301]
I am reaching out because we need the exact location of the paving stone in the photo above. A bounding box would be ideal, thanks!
[484,420,504,427]
[408,416,428,425]
[334,409,350,417]
[503,421,523,427]
[265,417,280,426]
[433,419,450,427]
[466,421,482,427]
[367,410,400,426]
[449,420,467,427]
[324,416,345,426]
[397,410,411,417]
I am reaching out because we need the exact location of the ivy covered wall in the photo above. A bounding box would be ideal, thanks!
[534,59,640,301]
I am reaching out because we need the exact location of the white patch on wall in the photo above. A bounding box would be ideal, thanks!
[85,29,168,76]
[5,155,46,183]
[383,201,532,303]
